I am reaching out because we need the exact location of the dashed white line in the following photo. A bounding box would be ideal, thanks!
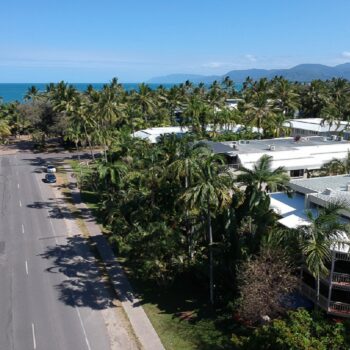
[19,200,22,207]
[48,218,58,244]
[17,183,20,189]
[31,323,37,349]
[75,307,92,350]
[22,224,24,234]
[25,260,29,275]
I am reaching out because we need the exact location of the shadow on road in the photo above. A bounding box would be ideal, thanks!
[40,236,116,310]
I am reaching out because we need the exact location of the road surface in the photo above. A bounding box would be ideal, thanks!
[0,150,115,350]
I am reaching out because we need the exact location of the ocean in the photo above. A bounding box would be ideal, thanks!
[0,82,242,103]
[0,83,176,103]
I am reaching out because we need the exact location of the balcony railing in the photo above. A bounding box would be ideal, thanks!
[332,272,350,288]
[300,282,329,309]
[335,251,350,262]
[300,282,350,317]
[329,301,350,316]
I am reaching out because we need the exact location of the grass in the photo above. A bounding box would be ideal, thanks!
[123,270,234,350]
[68,161,235,350]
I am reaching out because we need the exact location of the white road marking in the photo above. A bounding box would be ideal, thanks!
[22,224,24,234]
[75,307,92,350]
[19,200,22,207]
[31,323,37,349]
[25,260,29,275]
[17,183,20,189]
[48,218,58,244]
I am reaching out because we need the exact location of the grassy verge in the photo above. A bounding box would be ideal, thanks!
[68,161,234,350]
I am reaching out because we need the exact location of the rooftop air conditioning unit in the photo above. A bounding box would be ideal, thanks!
[323,136,328,142]
[346,183,350,192]
[324,188,333,195]
[332,135,337,141]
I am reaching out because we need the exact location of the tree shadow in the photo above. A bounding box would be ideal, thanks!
[39,235,116,310]
[123,268,235,349]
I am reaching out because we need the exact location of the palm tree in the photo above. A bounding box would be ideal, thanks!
[299,202,349,307]
[133,83,156,123]
[182,154,233,304]
[183,96,210,134]
[320,151,350,175]
[271,77,300,118]
[24,85,40,102]
[237,155,290,246]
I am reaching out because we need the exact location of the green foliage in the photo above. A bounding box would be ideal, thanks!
[232,309,350,350]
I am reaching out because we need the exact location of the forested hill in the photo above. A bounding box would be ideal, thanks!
[147,63,350,84]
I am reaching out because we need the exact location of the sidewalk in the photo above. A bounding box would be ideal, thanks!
[62,164,165,350]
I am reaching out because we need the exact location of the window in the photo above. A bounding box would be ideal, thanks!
[290,169,304,178]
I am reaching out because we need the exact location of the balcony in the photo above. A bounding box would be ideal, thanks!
[300,282,329,309]
[329,301,350,316]
[300,282,350,318]
[332,272,350,290]
[335,252,350,262]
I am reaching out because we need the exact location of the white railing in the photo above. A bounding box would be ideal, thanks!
[333,272,350,286]
[329,301,350,315]
[335,252,350,261]
[300,282,329,310]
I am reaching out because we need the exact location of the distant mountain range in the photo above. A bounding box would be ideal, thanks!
[147,63,350,84]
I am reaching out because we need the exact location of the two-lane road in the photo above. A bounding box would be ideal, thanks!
[0,152,113,350]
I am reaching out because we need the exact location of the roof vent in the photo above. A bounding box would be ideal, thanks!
[323,188,333,195]
[231,143,239,150]
[269,144,276,151]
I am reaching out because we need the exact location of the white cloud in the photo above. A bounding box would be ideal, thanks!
[342,51,350,59]
[245,54,257,62]
[201,62,227,68]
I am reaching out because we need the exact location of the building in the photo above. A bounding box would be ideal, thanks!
[132,126,190,143]
[286,118,350,137]
[270,175,350,317]
[225,98,242,110]
[132,124,260,144]
[207,136,350,178]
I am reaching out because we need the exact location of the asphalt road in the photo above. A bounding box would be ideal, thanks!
[0,151,112,350]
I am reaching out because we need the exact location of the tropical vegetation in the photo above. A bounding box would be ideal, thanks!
[1,76,350,348]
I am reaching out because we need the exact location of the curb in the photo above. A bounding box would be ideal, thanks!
[63,164,165,350]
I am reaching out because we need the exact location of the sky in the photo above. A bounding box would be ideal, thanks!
[1,0,350,82]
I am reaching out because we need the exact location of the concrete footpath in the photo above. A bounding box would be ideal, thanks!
[62,164,165,350]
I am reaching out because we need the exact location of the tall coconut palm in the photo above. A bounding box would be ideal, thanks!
[24,85,40,102]
[133,83,156,123]
[271,77,300,118]
[299,202,349,307]
[320,151,350,175]
[237,155,289,245]
[182,154,233,304]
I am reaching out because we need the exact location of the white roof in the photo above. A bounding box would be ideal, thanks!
[132,124,260,143]
[278,213,311,228]
[132,127,190,143]
[286,118,350,133]
[237,144,350,171]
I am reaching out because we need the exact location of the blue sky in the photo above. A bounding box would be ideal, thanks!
[1,0,350,82]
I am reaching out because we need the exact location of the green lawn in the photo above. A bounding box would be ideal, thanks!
[68,160,234,350]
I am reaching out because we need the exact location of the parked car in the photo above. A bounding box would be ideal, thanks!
[45,174,57,183]
[46,165,56,173]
